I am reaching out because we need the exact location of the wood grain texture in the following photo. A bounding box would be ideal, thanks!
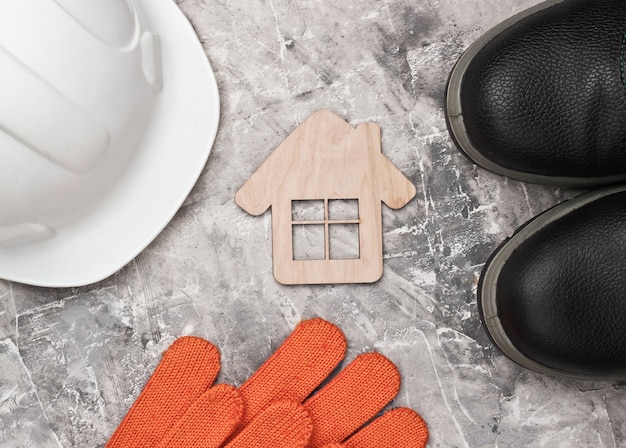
[236,110,416,284]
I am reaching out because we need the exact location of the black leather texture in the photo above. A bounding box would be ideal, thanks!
[461,0,626,177]
[495,191,626,376]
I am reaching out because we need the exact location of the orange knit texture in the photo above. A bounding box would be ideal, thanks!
[224,401,313,448]
[105,336,221,448]
[156,384,243,448]
[304,352,401,447]
[105,318,429,448]
[238,318,347,425]
[338,407,429,448]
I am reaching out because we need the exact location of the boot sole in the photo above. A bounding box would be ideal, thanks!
[478,184,626,380]
[445,0,626,187]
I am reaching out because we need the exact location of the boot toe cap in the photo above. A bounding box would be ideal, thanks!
[480,187,626,379]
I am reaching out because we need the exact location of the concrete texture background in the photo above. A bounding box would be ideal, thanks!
[2,0,625,446]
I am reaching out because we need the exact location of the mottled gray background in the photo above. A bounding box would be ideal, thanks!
[2,0,625,447]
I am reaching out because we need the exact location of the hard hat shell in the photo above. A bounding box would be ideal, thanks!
[0,0,220,287]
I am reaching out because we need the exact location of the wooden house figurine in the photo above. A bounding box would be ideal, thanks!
[235,109,416,285]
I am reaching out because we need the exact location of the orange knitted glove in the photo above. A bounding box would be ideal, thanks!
[106,318,346,448]
[320,408,429,448]
[105,336,229,447]
[105,318,429,448]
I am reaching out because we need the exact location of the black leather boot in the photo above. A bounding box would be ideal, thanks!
[479,185,626,380]
[446,0,626,186]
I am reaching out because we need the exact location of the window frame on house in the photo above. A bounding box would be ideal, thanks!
[291,198,360,261]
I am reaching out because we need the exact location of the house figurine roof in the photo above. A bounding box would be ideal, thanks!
[236,109,416,285]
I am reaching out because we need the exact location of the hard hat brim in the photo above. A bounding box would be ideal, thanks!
[0,0,220,287]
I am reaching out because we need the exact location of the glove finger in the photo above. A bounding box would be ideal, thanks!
[239,318,347,425]
[106,336,221,448]
[340,407,428,448]
[224,401,313,448]
[156,384,244,448]
[304,352,401,448]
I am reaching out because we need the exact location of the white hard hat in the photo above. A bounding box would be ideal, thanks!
[0,0,219,287]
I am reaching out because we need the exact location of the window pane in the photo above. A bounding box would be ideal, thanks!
[292,200,325,221]
[293,224,325,260]
[328,199,358,220]
[329,224,359,259]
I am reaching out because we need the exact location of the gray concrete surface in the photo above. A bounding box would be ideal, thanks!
[2,0,625,446]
